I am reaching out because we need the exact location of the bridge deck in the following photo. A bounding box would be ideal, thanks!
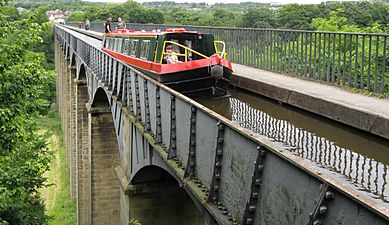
[231,63,389,140]
[56,25,389,224]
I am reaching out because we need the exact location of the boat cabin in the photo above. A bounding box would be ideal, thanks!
[102,28,231,97]
[102,28,226,64]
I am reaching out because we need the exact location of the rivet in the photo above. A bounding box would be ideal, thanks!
[216,150,223,156]
[255,179,261,186]
[214,186,219,191]
[191,140,196,146]
[246,218,253,224]
[191,129,195,134]
[216,162,221,167]
[222,210,228,215]
[319,205,328,215]
[190,151,195,157]
[261,149,266,156]
[171,115,176,120]
[252,192,258,199]
[218,205,223,210]
[217,202,221,206]
[190,162,195,167]
[257,165,264,171]
[218,138,224,143]
[191,107,196,112]
[325,191,335,200]
[197,183,202,187]
[228,214,233,221]
[215,174,221,180]
[249,205,256,212]
[313,220,322,225]
[212,196,217,202]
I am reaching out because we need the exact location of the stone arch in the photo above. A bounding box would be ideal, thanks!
[65,44,70,61]
[78,63,87,81]
[87,87,120,225]
[92,87,110,109]
[70,52,76,69]
[128,165,206,225]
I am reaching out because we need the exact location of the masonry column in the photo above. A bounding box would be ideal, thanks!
[70,67,77,200]
[88,104,120,225]
[76,76,89,225]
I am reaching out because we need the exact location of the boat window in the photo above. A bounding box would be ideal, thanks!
[140,40,150,59]
[108,37,114,50]
[106,37,113,49]
[115,38,123,52]
[104,37,109,48]
[123,39,130,55]
[130,39,139,56]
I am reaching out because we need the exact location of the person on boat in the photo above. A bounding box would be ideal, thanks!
[85,19,90,31]
[164,45,181,64]
[116,17,126,29]
[104,17,112,33]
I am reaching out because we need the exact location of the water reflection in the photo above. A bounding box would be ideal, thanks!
[196,88,389,202]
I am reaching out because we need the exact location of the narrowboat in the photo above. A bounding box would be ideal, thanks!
[102,28,232,97]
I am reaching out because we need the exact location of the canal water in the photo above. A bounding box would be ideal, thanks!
[195,87,389,202]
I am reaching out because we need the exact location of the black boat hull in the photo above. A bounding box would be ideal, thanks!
[137,65,232,98]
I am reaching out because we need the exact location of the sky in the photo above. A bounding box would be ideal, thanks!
[83,0,346,4]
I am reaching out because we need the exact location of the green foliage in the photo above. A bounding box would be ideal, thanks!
[67,11,87,22]
[0,2,54,225]
[241,7,278,28]
[38,112,76,225]
[278,4,323,30]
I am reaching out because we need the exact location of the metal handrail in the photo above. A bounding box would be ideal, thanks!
[66,22,389,97]
[214,41,226,59]
[159,40,209,63]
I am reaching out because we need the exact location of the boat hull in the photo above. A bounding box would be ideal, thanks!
[138,65,232,97]
[102,48,232,97]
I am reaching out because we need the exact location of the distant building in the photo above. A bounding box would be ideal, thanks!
[46,9,66,24]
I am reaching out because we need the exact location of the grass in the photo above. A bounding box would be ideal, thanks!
[39,110,77,225]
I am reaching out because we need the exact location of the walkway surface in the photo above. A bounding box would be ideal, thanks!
[231,63,389,140]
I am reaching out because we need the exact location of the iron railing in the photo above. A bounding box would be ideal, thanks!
[68,22,389,97]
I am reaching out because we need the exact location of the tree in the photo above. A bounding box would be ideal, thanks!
[241,7,278,28]
[0,3,53,225]
[278,4,323,30]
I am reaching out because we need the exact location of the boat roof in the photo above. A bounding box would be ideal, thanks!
[105,28,202,37]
